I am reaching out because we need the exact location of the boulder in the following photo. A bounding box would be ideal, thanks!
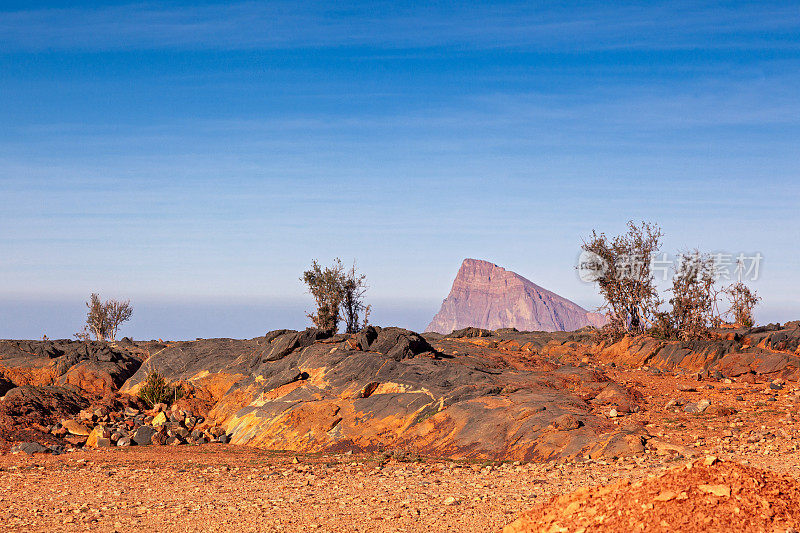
[11,441,50,455]
[133,425,157,446]
[367,327,434,360]
[61,419,91,436]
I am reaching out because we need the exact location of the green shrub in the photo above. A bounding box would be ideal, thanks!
[138,370,183,408]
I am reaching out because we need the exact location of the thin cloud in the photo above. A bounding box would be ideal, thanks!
[0,1,797,52]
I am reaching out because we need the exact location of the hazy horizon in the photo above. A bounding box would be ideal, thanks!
[2,1,798,338]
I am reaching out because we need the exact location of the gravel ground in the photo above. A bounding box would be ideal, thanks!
[1,445,678,533]
[4,368,800,532]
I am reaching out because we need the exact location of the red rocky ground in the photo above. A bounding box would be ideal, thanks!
[3,324,800,531]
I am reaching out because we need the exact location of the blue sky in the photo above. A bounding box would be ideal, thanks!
[1,1,798,339]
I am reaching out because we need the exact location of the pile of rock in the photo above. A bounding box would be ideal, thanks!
[51,402,230,448]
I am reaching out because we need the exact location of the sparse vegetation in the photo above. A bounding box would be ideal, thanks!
[583,223,760,341]
[301,259,370,333]
[725,281,761,328]
[84,293,133,341]
[581,221,664,338]
[138,370,183,408]
[665,250,721,340]
[341,261,371,334]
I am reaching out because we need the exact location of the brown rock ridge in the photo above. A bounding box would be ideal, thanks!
[426,258,606,334]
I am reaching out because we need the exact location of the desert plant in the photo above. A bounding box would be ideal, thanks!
[85,293,133,341]
[301,259,347,332]
[667,250,720,340]
[341,261,371,334]
[724,281,760,327]
[138,370,183,408]
[581,221,663,338]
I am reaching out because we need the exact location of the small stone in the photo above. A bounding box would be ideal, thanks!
[608,409,618,418]
[86,426,106,448]
[551,414,581,431]
[443,496,458,506]
[117,437,132,447]
[62,420,91,436]
[64,435,88,446]
[654,491,676,502]
[151,412,167,426]
[703,456,719,466]
[698,484,731,497]
[684,400,711,414]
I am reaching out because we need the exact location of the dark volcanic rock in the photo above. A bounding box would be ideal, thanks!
[366,327,434,360]
[1,385,89,425]
[447,327,493,338]
[133,425,156,446]
[0,339,145,396]
[12,441,51,455]
[122,329,331,399]
[124,328,646,461]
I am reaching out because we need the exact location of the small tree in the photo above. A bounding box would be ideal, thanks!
[341,262,371,334]
[667,251,719,340]
[581,221,663,338]
[725,282,760,327]
[84,293,133,341]
[301,259,346,332]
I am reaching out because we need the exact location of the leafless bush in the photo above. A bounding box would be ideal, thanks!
[84,293,133,341]
[666,250,720,340]
[724,282,760,327]
[341,262,371,334]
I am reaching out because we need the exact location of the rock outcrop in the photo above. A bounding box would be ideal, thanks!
[120,327,646,461]
[426,259,606,334]
[0,339,146,396]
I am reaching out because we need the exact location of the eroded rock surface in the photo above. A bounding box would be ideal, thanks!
[120,327,645,461]
[426,258,606,333]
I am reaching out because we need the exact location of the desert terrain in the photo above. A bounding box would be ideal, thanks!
[2,323,800,531]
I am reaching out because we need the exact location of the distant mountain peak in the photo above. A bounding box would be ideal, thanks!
[425,258,606,334]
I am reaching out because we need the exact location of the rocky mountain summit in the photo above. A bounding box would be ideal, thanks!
[426,258,606,334]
